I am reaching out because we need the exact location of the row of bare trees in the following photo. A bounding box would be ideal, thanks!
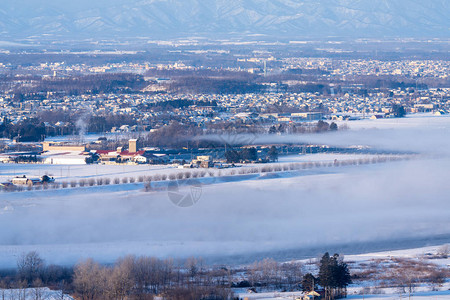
[1,155,413,193]
[72,256,236,300]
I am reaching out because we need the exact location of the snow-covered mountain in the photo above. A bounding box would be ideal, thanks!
[1,0,449,39]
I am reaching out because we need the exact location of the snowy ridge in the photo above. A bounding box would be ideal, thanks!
[1,0,449,39]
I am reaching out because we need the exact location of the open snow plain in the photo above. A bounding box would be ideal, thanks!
[0,113,449,268]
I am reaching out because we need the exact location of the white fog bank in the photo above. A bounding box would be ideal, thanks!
[0,114,449,267]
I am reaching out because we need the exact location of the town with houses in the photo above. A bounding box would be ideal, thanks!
[0,54,449,128]
[0,52,449,188]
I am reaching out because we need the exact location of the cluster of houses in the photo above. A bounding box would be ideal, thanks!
[283,57,450,79]
[1,85,449,138]
[38,139,171,165]
[0,174,54,188]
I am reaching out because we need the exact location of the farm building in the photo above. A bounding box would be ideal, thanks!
[41,151,93,165]
[11,176,41,186]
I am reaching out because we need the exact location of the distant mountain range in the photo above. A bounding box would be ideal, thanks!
[1,0,449,40]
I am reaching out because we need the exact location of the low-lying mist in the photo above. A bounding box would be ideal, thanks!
[0,114,449,267]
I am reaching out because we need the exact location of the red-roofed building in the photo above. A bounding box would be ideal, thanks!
[95,140,169,164]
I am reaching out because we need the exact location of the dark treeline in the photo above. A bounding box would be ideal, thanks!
[5,73,147,96]
[141,119,337,149]
[224,146,278,163]
[39,73,147,95]
[287,83,330,94]
[144,120,340,149]
[0,113,139,142]
[0,114,340,144]
[225,147,258,163]
[146,99,218,111]
[146,68,264,94]
[0,118,46,142]
[160,72,435,95]
[268,120,338,134]
[87,114,139,133]
[284,68,330,75]
[168,77,264,94]
[142,121,218,149]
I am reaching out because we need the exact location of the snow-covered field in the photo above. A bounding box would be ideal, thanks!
[344,244,450,267]
[347,292,450,299]
[0,162,178,183]
[0,113,449,270]
[0,153,380,183]
[238,291,450,300]
[238,290,450,300]
[0,287,72,300]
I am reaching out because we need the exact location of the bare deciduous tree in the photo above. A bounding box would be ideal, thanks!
[17,251,44,284]
[73,259,107,300]
[107,256,134,300]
